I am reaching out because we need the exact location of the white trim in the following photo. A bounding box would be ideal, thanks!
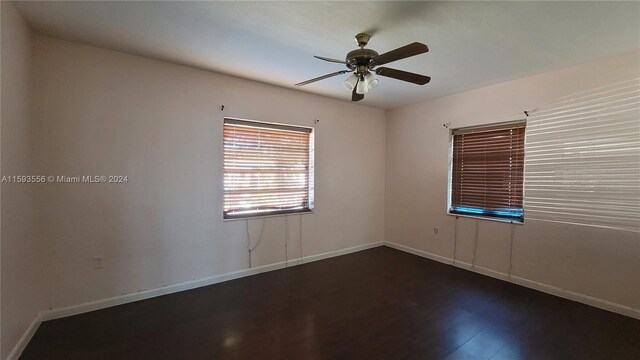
[6,315,40,360]
[508,275,640,319]
[384,241,640,320]
[384,241,453,265]
[9,241,383,359]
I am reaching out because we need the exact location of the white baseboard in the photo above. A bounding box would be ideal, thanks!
[507,275,640,320]
[8,241,383,359]
[6,315,40,360]
[384,241,640,320]
[384,241,454,265]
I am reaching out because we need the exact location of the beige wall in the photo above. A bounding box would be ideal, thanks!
[0,2,44,359]
[32,36,386,310]
[385,50,640,312]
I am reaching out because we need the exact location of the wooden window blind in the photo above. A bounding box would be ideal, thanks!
[223,118,314,219]
[450,122,526,222]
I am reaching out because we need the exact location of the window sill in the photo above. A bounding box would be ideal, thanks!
[447,212,523,225]
[223,210,314,222]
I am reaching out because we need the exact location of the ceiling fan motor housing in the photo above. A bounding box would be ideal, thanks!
[346,48,379,72]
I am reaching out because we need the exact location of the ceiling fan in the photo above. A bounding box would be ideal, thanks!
[295,33,431,102]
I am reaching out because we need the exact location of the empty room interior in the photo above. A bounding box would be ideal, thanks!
[2,1,640,359]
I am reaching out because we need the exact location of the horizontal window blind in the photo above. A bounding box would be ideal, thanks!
[450,122,526,221]
[524,79,640,232]
[223,119,313,219]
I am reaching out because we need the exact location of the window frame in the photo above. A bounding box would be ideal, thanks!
[222,117,314,221]
[447,120,526,224]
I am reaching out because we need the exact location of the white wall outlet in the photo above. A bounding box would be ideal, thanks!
[433,228,439,235]
[93,256,104,269]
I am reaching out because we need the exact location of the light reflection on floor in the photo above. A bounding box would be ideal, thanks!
[223,331,242,349]
[444,290,524,359]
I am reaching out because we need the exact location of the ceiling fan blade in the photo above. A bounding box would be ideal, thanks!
[352,81,364,101]
[314,55,347,64]
[372,42,428,66]
[375,67,431,85]
[295,70,350,86]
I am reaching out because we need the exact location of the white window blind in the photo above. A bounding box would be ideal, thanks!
[524,78,640,232]
[223,119,314,219]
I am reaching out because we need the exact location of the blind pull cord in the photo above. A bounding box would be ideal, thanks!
[507,223,515,280]
[451,216,458,266]
[471,220,479,269]
[284,215,289,267]
[246,218,267,268]
[245,219,250,267]
[299,214,303,264]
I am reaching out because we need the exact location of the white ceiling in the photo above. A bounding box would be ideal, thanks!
[14,1,640,109]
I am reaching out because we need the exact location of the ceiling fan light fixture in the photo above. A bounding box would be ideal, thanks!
[356,75,369,94]
[364,72,379,90]
[343,73,358,91]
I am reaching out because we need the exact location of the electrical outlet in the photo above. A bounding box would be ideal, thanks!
[93,256,104,269]
[433,228,439,235]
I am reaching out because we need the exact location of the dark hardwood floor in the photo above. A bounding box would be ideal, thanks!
[22,246,640,359]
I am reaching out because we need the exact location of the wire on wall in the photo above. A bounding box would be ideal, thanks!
[246,218,266,268]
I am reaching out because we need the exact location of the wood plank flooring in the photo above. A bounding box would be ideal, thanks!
[21,246,640,359]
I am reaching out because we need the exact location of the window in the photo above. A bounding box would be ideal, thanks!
[223,118,314,219]
[449,121,526,222]
[524,79,640,232]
